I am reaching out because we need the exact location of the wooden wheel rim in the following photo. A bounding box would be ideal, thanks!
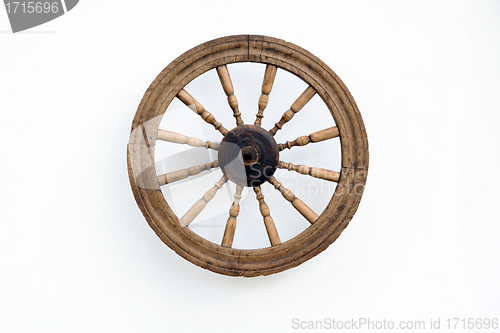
[127,35,369,277]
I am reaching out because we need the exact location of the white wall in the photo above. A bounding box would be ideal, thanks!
[1,1,499,332]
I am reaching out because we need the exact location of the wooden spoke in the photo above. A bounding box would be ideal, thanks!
[254,64,277,127]
[254,186,281,246]
[157,129,220,150]
[180,175,227,226]
[278,126,339,151]
[221,184,244,248]
[278,161,340,182]
[268,86,316,136]
[177,89,229,136]
[157,160,219,186]
[268,176,318,224]
[216,65,244,126]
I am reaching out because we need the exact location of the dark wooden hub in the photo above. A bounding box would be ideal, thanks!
[218,125,279,187]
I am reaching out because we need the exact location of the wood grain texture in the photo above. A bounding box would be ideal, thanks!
[278,126,339,151]
[278,161,340,182]
[157,129,220,150]
[254,186,281,246]
[179,175,227,226]
[255,64,277,126]
[157,160,219,186]
[216,65,244,126]
[268,86,316,136]
[268,177,319,224]
[222,185,244,247]
[177,89,228,136]
[128,35,368,277]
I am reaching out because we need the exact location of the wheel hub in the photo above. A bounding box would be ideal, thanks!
[218,125,279,187]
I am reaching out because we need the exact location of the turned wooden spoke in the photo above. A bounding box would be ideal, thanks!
[177,89,228,136]
[269,86,316,136]
[254,186,281,246]
[278,161,340,182]
[157,129,220,150]
[157,160,219,186]
[179,175,227,226]
[255,64,277,127]
[268,176,319,224]
[216,65,243,126]
[278,126,339,151]
[221,184,244,248]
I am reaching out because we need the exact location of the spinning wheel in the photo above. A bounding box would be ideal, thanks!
[127,35,368,276]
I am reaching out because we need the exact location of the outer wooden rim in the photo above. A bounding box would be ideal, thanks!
[127,35,369,277]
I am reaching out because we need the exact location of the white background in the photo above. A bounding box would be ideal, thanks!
[1,1,499,332]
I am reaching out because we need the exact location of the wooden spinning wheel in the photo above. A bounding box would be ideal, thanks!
[127,35,368,277]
